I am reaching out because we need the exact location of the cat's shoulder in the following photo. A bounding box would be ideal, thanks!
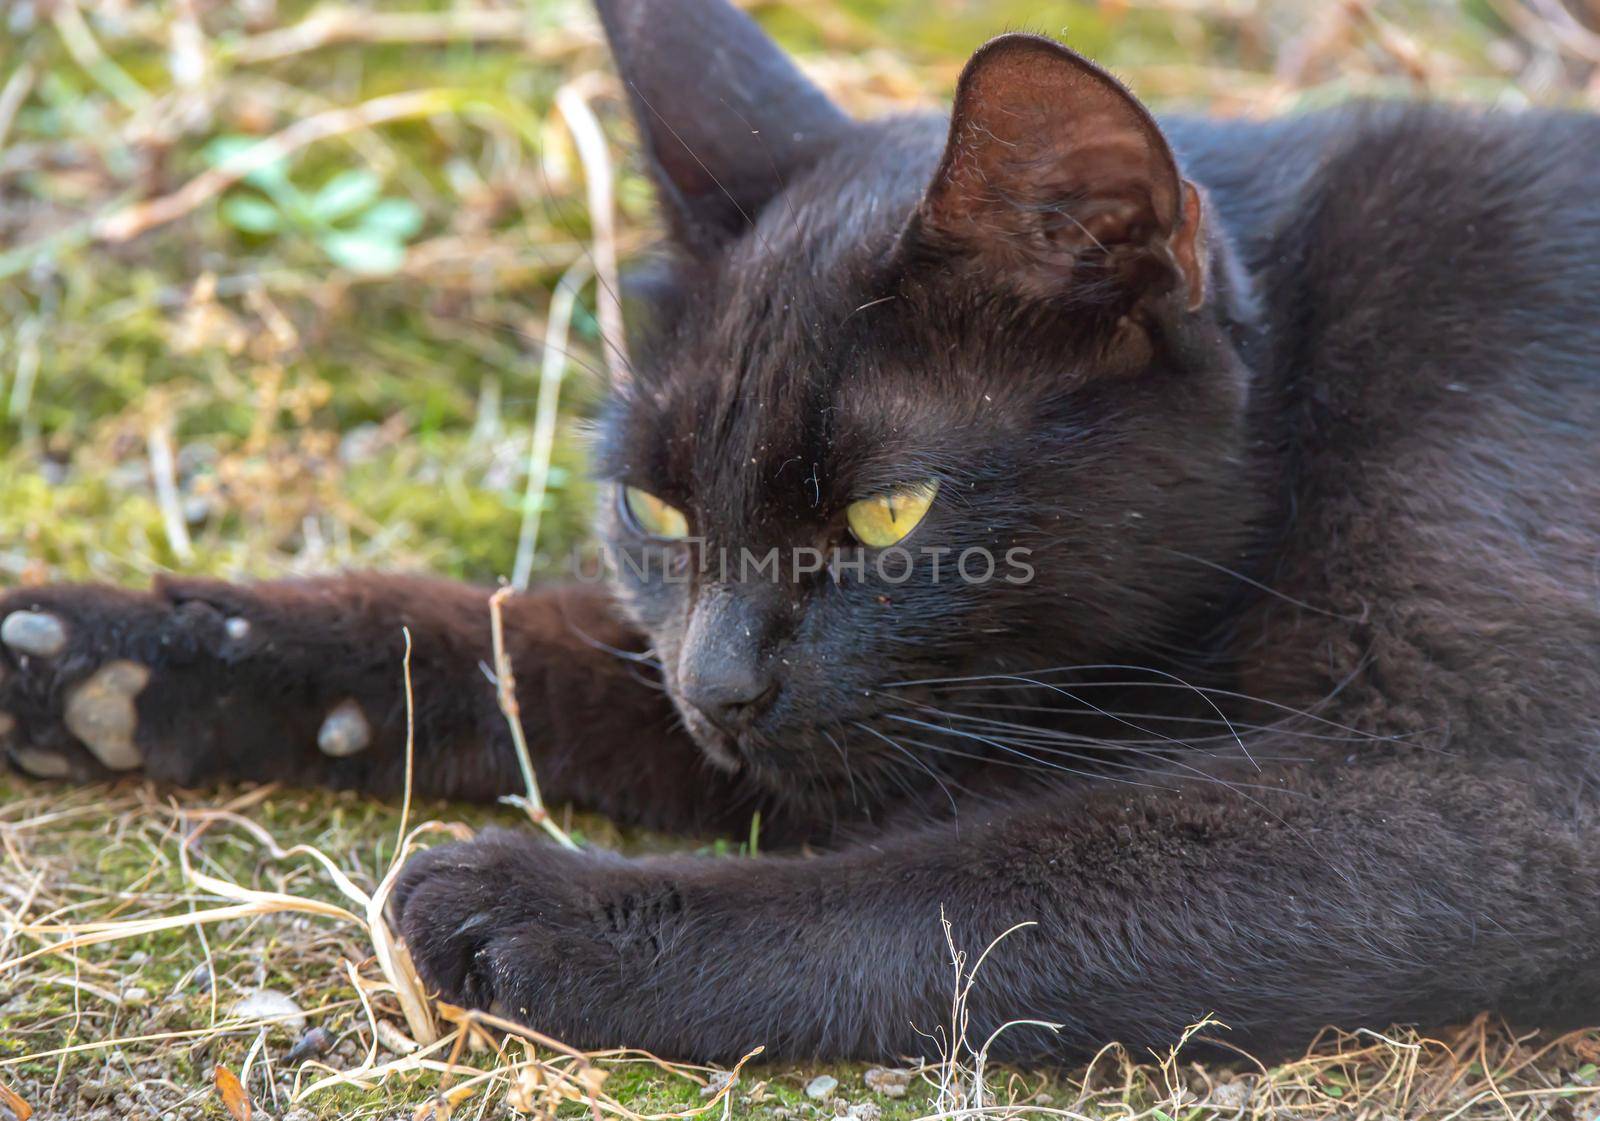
[1168,99,1598,240]
[1166,99,1598,373]
[1166,98,1597,169]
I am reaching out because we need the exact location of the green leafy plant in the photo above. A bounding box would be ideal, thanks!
[207,136,425,275]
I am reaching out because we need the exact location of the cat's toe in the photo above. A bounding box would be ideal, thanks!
[0,708,99,782]
[0,711,64,779]
[1,610,69,658]
[393,831,583,1017]
[8,746,71,780]
[394,844,506,1009]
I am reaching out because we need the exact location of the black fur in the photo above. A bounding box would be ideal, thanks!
[3,0,1599,1064]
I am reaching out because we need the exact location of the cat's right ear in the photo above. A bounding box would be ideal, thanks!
[904,34,1210,313]
[594,0,855,255]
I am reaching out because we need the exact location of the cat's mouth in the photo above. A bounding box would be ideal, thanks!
[674,702,745,773]
[664,668,841,781]
[664,669,978,797]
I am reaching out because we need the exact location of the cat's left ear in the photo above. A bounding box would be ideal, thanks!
[908,34,1209,312]
[594,0,855,255]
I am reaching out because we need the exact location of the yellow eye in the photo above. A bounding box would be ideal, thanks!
[622,486,689,539]
[846,480,939,548]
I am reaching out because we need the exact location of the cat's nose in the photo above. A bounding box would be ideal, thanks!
[679,666,777,734]
[676,584,781,736]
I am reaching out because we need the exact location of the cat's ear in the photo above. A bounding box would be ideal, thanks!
[908,34,1209,311]
[594,0,854,253]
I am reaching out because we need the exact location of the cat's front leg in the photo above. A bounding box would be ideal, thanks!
[0,575,542,795]
[0,577,765,836]
[390,827,944,1061]
[393,756,1600,1062]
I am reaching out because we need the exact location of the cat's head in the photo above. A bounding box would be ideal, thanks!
[589,0,1262,797]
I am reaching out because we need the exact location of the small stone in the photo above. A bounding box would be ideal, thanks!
[63,660,150,770]
[1209,1081,1250,1109]
[12,747,72,780]
[863,1068,912,1098]
[232,988,306,1034]
[700,1071,734,1098]
[805,1075,838,1100]
[224,616,251,640]
[848,1104,882,1121]
[122,986,150,1006]
[78,1079,113,1102]
[182,494,213,525]
[317,699,370,757]
[285,1026,333,1065]
[1,610,68,657]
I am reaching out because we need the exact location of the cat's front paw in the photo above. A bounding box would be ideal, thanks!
[392,830,595,1022]
[0,584,189,782]
[0,577,414,790]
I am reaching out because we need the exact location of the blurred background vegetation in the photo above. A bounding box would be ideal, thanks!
[2,0,1596,596]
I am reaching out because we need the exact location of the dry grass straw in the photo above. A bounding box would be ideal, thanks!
[488,586,580,851]
[0,645,759,1119]
[512,70,627,591]
[1,790,763,1118]
[3,715,1600,1120]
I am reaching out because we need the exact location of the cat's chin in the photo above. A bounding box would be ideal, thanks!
[675,707,745,774]
[678,707,842,794]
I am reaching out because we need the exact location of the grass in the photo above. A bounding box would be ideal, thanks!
[2,0,1600,1117]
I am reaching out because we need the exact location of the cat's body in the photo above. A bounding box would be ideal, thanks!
[1169,102,1600,762]
[3,0,1599,1063]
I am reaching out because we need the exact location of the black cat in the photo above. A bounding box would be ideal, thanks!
[3,0,1599,1063]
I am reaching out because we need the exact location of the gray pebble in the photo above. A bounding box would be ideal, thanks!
[805,1075,839,1099]
[285,1026,333,1064]
[863,1068,913,1098]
